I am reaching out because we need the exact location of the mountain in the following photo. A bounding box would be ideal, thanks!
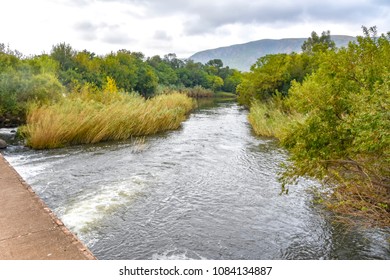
[189,35,355,71]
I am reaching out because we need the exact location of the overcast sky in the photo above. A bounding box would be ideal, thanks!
[1,0,389,58]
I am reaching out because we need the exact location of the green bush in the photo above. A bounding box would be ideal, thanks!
[281,28,390,225]
[0,70,63,117]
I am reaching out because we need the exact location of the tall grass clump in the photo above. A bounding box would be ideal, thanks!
[23,86,194,149]
[182,86,214,98]
[248,100,303,139]
[156,85,214,98]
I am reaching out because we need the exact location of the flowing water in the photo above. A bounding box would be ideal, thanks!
[2,99,389,259]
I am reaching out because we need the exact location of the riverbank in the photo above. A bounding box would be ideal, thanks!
[0,153,95,260]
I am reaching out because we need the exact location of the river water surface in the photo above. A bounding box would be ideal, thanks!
[2,99,389,259]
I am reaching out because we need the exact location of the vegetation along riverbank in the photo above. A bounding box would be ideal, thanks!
[238,27,390,227]
[0,43,242,147]
[1,26,388,227]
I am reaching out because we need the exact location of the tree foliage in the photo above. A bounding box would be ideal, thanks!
[237,31,336,107]
[301,30,336,54]
[0,49,64,124]
[0,42,242,126]
[237,52,314,107]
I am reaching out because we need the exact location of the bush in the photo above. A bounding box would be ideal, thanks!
[0,70,63,119]
[280,28,390,226]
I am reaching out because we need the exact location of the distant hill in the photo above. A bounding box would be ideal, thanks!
[189,35,355,71]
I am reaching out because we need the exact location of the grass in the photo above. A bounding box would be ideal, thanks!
[22,92,194,149]
[179,86,214,98]
[156,85,215,98]
[214,91,237,98]
[248,101,303,139]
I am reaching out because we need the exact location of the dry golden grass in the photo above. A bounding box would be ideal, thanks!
[23,92,194,149]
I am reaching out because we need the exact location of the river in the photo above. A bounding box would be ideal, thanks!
[2,99,389,259]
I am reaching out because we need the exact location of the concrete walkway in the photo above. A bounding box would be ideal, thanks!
[0,153,95,260]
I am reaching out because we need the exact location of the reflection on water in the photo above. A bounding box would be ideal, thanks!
[3,99,389,260]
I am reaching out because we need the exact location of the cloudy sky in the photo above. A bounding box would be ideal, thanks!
[1,0,389,58]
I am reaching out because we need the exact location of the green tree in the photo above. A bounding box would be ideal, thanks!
[0,43,21,72]
[237,54,291,106]
[208,75,224,91]
[163,53,184,69]
[100,50,139,92]
[73,50,103,87]
[301,30,336,54]
[177,60,209,88]
[135,64,159,97]
[205,59,223,75]
[27,54,60,75]
[147,55,178,85]
[51,42,76,71]
[223,69,242,93]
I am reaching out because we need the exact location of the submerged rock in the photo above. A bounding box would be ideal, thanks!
[0,138,7,149]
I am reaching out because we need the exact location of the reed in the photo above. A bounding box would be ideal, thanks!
[156,85,214,98]
[248,101,303,139]
[182,86,214,98]
[23,92,194,149]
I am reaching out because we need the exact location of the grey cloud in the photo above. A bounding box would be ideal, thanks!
[82,33,98,41]
[101,32,134,44]
[74,21,133,44]
[103,0,389,34]
[153,30,172,41]
[74,21,116,33]
[183,4,304,35]
[74,21,99,32]
[74,21,100,41]
[302,3,382,22]
[73,0,389,36]
[180,1,386,35]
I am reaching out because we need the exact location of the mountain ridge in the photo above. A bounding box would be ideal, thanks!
[190,35,356,71]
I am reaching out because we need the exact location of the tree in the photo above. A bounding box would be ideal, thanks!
[147,55,178,86]
[27,54,59,75]
[100,51,139,92]
[206,59,223,68]
[73,50,103,87]
[301,30,336,54]
[135,64,158,97]
[0,43,21,72]
[223,69,242,93]
[50,42,76,71]
[237,54,292,106]
[177,60,209,88]
[208,75,224,91]
[163,53,184,69]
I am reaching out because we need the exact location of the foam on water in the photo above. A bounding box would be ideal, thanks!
[5,155,52,180]
[60,176,148,235]
[152,249,207,260]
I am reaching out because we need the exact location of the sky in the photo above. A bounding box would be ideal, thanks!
[1,0,389,58]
